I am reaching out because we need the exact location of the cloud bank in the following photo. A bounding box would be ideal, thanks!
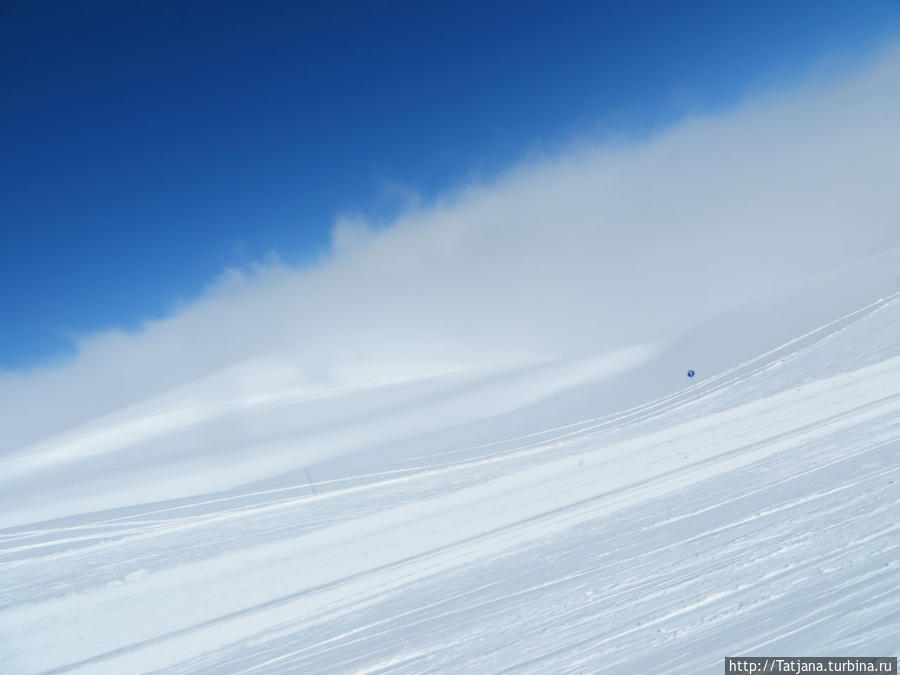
[3,44,900,452]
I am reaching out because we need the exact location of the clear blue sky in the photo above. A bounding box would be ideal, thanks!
[2,0,898,369]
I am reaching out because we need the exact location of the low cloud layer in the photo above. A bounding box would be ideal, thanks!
[3,44,900,452]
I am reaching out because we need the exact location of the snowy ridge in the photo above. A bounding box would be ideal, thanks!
[1,289,899,672]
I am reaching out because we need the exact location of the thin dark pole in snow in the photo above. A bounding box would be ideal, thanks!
[305,467,317,496]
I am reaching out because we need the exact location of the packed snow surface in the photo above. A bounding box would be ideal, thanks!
[2,272,900,672]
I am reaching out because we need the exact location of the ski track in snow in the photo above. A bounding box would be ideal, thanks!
[1,295,899,673]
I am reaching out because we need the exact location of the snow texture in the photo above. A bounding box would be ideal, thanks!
[1,256,900,673]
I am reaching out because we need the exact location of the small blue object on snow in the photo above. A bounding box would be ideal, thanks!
[687,370,695,378]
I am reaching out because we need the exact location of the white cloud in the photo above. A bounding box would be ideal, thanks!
[2,43,900,452]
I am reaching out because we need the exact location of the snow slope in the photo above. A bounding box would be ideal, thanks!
[1,260,900,672]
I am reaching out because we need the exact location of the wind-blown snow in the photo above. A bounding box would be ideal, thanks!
[3,43,900,675]
[2,43,900,455]
[1,256,899,672]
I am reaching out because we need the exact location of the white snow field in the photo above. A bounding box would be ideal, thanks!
[2,252,900,673]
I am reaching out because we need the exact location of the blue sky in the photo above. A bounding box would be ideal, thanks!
[2,0,899,369]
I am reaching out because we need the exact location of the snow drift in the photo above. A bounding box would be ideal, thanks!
[1,41,899,675]
[2,43,900,455]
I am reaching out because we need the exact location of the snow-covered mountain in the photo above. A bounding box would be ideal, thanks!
[1,249,899,673]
